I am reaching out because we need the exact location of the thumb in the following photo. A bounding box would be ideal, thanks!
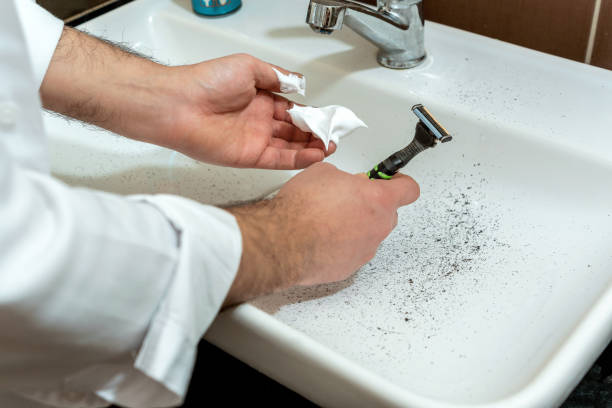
[246,55,303,93]
[376,173,420,207]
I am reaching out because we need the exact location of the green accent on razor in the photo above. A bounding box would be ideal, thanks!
[367,104,452,180]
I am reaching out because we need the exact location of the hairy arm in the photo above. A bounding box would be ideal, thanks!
[40,27,333,169]
[40,27,175,144]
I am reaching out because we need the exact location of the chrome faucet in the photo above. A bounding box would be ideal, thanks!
[306,0,426,69]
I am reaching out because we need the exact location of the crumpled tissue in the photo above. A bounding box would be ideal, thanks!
[287,105,367,150]
[273,68,306,96]
[274,68,366,150]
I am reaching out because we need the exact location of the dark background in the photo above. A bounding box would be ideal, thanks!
[180,340,612,407]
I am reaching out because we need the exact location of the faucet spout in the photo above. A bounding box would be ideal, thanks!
[306,0,426,69]
[306,0,410,31]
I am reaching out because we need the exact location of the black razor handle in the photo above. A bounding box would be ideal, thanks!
[367,122,435,180]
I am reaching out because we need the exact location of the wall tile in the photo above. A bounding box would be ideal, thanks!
[422,0,595,62]
[591,0,612,69]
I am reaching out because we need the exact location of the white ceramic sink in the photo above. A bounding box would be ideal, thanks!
[45,0,612,406]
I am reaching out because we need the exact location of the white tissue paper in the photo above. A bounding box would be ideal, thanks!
[287,105,367,150]
[273,68,366,149]
[273,68,306,96]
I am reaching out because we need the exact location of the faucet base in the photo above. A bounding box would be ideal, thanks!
[377,51,426,69]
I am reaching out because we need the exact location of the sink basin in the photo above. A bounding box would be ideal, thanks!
[45,0,612,406]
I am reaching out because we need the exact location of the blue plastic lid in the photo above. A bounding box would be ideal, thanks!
[192,0,241,16]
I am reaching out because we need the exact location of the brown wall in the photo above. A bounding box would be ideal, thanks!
[423,0,611,70]
[39,0,611,70]
[364,0,611,70]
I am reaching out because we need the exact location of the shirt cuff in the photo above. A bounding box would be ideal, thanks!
[97,195,242,407]
[15,0,64,88]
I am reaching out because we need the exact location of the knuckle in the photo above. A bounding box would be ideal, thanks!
[228,52,245,61]
[366,184,386,204]
[237,53,257,67]
[365,188,395,217]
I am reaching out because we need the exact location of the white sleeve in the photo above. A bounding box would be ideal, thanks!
[14,0,64,88]
[0,141,242,406]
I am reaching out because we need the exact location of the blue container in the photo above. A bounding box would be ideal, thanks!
[191,0,241,16]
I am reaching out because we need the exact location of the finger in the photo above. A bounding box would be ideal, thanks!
[272,123,337,156]
[269,138,321,152]
[269,138,300,150]
[272,120,313,142]
[247,56,281,92]
[326,142,337,156]
[269,137,336,157]
[247,55,304,93]
[295,149,326,168]
[270,137,335,154]
[272,93,297,123]
[378,173,420,207]
[255,90,300,130]
[270,93,316,124]
[357,173,420,206]
[255,147,325,170]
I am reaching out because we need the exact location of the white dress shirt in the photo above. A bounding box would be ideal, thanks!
[0,1,242,407]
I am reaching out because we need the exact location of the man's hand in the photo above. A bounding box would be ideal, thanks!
[40,28,332,170]
[223,163,420,306]
[163,54,334,169]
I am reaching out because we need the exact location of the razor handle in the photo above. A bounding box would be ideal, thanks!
[367,156,402,180]
[366,123,432,180]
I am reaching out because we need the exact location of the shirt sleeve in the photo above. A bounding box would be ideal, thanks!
[0,140,242,407]
[14,0,64,88]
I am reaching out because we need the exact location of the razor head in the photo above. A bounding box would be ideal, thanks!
[411,104,452,143]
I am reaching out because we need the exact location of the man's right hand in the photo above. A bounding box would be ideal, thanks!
[224,162,420,306]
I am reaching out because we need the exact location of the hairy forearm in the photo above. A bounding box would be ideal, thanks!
[223,198,303,307]
[40,27,179,145]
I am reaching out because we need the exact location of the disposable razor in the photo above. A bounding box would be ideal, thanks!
[367,104,452,179]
